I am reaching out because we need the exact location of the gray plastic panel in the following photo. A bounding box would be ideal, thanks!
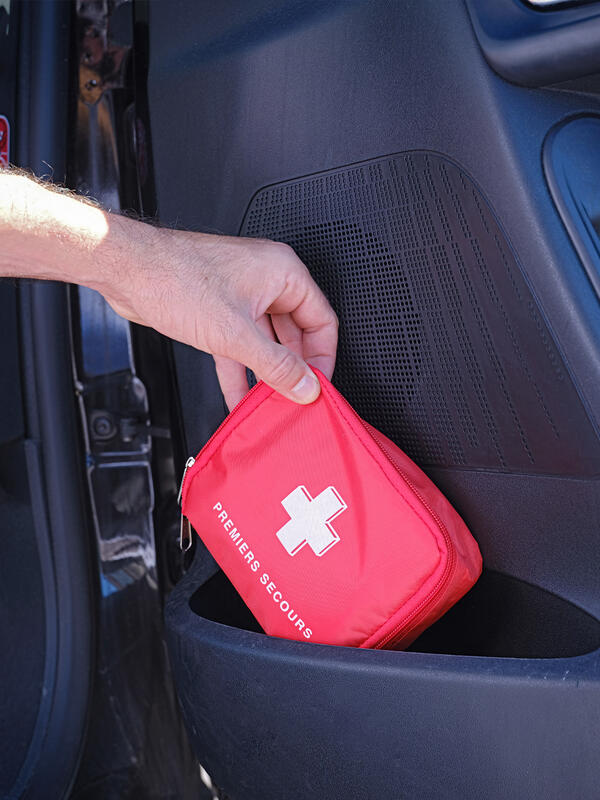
[241,151,600,476]
[147,0,600,608]
[166,552,600,800]
[465,0,600,86]
[544,115,600,297]
[146,0,600,797]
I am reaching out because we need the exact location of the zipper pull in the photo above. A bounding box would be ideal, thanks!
[178,456,196,552]
[178,456,196,506]
[179,513,193,552]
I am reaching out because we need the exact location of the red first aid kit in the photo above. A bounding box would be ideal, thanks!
[180,370,482,649]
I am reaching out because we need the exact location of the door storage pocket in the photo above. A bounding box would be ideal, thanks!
[164,549,600,800]
[190,566,600,659]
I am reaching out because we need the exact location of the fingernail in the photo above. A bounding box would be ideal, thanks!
[291,372,320,403]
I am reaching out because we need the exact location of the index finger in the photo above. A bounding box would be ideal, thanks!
[266,258,339,380]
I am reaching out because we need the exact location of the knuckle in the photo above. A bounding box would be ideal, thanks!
[269,240,298,264]
[271,240,294,255]
[249,236,272,247]
[264,349,300,385]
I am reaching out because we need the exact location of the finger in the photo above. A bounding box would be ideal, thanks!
[215,315,278,410]
[256,312,276,341]
[271,312,303,358]
[214,355,249,412]
[295,313,338,380]
[234,319,320,404]
[265,262,338,381]
[272,306,337,379]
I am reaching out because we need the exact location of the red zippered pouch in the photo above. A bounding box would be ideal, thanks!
[180,369,482,649]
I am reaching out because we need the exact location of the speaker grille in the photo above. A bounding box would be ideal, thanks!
[241,152,600,475]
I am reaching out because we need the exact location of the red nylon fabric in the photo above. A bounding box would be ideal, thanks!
[182,370,482,649]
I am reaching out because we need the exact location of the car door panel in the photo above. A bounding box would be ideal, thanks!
[142,1,600,797]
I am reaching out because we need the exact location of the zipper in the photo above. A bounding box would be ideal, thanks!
[178,456,196,506]
[176,382,266,550]
[178,456,196,551]
[331,388,457,649]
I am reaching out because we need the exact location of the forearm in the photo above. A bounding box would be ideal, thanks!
[0,170,149,296]
[0,169,337,407]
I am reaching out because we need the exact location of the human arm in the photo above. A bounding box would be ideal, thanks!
[0,171,338,409]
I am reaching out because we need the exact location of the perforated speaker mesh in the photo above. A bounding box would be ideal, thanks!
[241,152,600,475]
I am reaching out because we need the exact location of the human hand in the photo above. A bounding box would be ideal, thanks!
[102,226,338,410]
[0,172,337,410]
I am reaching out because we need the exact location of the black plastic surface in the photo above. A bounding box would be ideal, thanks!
[63,3,206,796]
[0,283,24,445]
[3,2,94,798]
[167,552,600,800]
[0,0,23,449]
[148,0,600,448]
[149,0,600,611]
[242,150,600,475]
[544,114,600,299]
[192,567,600,659]
[0,442,46,799]
[465,0,600,86]
[147,0,600,796]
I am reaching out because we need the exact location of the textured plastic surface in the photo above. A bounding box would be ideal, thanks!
[242,151,600,475]
[181,372,481,648]
[166,552,600,800]
[149,0,600,612]
[148,0,600,796]
[544,115,600,298]
[465,0,600,86]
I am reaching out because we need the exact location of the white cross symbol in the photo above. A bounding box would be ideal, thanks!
[276,485,347,557]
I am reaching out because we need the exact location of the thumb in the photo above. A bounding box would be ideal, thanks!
[239,325,321,404]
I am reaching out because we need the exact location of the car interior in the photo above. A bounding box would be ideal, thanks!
[2,0,600,798]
